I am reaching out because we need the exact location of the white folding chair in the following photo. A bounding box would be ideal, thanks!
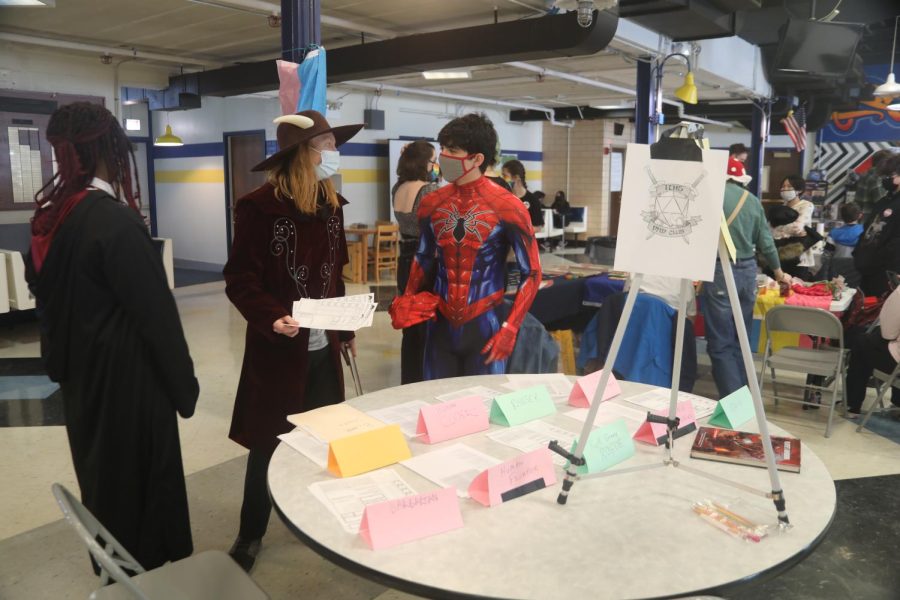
[758,305,849,437]
[857,363,900,432]
[52,484,269,600]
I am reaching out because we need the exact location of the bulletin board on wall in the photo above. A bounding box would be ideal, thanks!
[0,90,104,211]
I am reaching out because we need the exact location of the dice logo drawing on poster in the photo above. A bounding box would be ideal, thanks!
[614,143,728,282]
[642,167,706,244]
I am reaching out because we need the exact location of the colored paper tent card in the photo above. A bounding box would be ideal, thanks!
[327,425,412,478]
[489,386,556,427]
[568,369,622,408]
[359,487,464,551]
[569,419,636,474]
[468,448,557,507]
[416,396,489,444]
[633,399,698,446]
[708,386,755,430]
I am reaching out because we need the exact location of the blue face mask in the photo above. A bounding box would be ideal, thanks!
[313,149,340,181]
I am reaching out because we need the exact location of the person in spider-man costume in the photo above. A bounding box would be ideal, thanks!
[389,113,541,378]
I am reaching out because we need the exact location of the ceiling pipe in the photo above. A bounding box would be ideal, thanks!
[339,80,554,117]
[506,59,732,127]
[187,0,398,39]
[0,32,223,67]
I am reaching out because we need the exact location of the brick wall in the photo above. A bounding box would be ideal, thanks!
[542,119,634,237]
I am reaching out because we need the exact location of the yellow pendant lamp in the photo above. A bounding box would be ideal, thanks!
[675,72,699,105]
[154,124,183,147]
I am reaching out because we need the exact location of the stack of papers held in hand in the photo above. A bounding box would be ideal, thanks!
[292,293,377,331]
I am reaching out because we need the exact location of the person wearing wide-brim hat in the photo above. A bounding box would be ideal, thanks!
[223,110,363,571]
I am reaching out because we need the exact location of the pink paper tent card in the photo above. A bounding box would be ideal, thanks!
[568,369,622,408]
[359,487,464,550]
[416,396,489,444]
[468,448,557,507]
[633,399,697,446]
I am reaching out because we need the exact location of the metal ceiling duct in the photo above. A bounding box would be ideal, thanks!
[170,10,619,97]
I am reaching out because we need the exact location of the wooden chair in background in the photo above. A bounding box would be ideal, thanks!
[368,223,399,284]
[343,240,364,284]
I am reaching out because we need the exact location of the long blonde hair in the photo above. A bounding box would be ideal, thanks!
[267,143,339,215]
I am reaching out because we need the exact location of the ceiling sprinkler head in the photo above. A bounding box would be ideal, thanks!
[267,13,281,27]
[576,1,594,28]
[100,53,113,65]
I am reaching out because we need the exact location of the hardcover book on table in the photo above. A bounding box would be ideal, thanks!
[690,426,801,473]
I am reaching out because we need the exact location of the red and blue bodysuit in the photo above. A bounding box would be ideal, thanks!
[389,176,541,379]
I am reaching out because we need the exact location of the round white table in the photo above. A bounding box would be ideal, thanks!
[268,375,836,600]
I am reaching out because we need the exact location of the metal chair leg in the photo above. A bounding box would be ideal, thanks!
[825,368,840,438]
[770,368,779,406]
[857,383,887,432]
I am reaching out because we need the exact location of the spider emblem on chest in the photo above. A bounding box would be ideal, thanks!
[434,204,494,243]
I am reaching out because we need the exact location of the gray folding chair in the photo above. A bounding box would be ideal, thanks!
[52,484,269,600]
[758,305,849,437]
[857,363,900,432]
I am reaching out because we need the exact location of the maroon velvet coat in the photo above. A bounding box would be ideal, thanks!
[224,183,353,452]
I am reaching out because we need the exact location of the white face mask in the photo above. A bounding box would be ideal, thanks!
[313,149,340,181]
[780,190,797,202]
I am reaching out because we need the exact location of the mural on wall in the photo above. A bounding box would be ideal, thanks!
[813,65,900,204]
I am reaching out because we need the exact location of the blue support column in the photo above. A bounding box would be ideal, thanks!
[635,58,652,145]
[282,0,320,62]
[747,103,767,198]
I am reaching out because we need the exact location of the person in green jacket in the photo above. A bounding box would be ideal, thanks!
[701,157,789,398]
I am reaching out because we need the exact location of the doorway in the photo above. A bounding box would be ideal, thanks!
[608,147,625,236]
[224,130,267,247]
[762,149,802,201]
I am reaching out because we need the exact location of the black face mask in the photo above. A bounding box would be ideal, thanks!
[883,176,898,192]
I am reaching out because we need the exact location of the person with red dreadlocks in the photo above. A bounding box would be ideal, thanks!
[27,102,199,570]
[389,113,541,377]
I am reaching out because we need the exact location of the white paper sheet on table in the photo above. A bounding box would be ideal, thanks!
[435,386,504,411]
[487,421,578,466]
[564,403,646,435]
[292,293,377,331]
[400,443,501,498]
[366,400,430,438]
[623,388,718,419]
[502,374,573,399]
[308,469,418,534]
[278,428,329,468]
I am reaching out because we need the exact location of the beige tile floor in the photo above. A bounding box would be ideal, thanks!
[1,277,898,599]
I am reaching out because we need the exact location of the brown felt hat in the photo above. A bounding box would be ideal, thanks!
[251,110,364,172]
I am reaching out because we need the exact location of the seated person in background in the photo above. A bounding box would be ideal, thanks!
[846,286,900,416]
[551,190,570,214]
[770,175,816,280]
[502,159,544,228]
[828,202,864,258]
[533,190,547,208]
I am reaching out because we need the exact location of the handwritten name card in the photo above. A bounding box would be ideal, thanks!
[359,487,464,550]
[570,419,635,474]
[567,369,622,408]
[489,386,556,427]
[633,400,698,446]
[416,396,489,444]
[327,425,412,478]
[708,386,755,430]
[468,448,557,507]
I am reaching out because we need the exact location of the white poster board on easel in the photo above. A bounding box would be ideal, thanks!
[613,143,728,282]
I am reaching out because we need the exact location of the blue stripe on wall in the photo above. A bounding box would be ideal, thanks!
[155,141,540,161]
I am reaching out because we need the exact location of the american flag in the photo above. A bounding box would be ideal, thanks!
[781,105,807,152]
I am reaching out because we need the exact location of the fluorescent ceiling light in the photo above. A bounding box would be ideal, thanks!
[590,103,632,110]
[422,71,471,80]
[0,0,55,5]
[125,119,141,131]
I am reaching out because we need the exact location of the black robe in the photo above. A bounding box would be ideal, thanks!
[29,190,199,569]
